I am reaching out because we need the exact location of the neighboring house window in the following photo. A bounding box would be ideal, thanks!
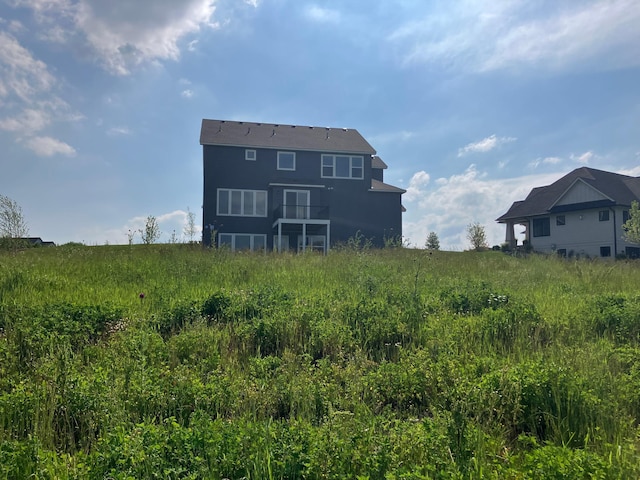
[623,210,630,223]
[218,233,266,252]
[277,152,296,170]
[532,217,550,237]
[600,246,611,257]
[217,189,267,217]
[245,149,256,161]
[556,215,565,226]
[599,210,610,221]
[321,155,364,179]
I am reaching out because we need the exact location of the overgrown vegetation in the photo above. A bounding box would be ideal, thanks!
[1,244,640,478]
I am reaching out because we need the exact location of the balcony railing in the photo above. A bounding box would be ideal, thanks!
[273,204,330,221]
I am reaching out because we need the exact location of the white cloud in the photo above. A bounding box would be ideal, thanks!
[0,108,50,132]
[528,156,563,169]
[390,0,640,73]
[458,134,516,157]
[13,0,220,75]
[571,151,595,164]
[181,89,194,98]
[0,30,79,152]
[107,126,132,136]
[304,5,341,23]
[402,165,562,250]
[24,136,76,156]
[0,30,56,101]
[403,170,430,202]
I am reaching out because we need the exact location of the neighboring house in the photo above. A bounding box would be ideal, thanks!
[497,167,640,258]
[200,119,405,252]
[18,237,56,247]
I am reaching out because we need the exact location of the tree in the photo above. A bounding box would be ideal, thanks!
[183,208,197,243]
[425,231,440,250]
[139,215,161,244]
[0,194,29,238]
[623,200,640,244]
[466,222,488,251]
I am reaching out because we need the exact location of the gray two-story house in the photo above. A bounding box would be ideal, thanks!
[200,119,405,252]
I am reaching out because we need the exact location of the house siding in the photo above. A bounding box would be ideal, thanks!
[530,206,632,257]
[202,142,403,249]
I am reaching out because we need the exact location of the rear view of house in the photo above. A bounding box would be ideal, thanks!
[200,119,405,252]
[497,167,640,258]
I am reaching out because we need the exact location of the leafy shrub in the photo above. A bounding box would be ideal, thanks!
[589,294,640,343]
[438,281,504,315]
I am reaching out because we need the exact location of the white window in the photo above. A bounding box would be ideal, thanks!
[217,189,267,217]
[218,233,266,252]
[321,155,364,179]
[245,149,256,161]
[273,235,290,252]
[298,235,326,253]
[277,152,296,171]
[284,190,310,219]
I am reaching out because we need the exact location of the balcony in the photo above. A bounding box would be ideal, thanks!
[272,204,330,221]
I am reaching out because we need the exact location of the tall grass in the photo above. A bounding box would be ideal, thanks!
[1,244,640,478]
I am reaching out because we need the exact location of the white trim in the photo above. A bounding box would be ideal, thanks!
[550,178,613,209]
[283,189,310,219]
[245,149,256,161]
[298,235,326,253]
[321,154,364,179]
[217,188,268,217]
[269,183,325,188]
[277,151,296,171]
[218,233,266,252]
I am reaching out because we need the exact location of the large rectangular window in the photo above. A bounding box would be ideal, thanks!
[217,189,267,217]
[599,210,610,222]
[277,152,296,170]
[218,233,266,252]
[532,217,550,237]
[321,155,364,179]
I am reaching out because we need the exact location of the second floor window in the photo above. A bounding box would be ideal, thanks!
[321,155,364,179]
[217,189,267,217]
[277,152,296,170]
[599,210,610,221]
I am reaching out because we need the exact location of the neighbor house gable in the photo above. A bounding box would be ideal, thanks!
[551,178,612,209]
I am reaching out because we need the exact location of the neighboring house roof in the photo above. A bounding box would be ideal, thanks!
[200,119,376,154]
[15,237,56,246]
[497,167,640,222]
[370,179,407,194]
[372,155,388,169]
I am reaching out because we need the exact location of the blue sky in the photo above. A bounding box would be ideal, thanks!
[1,0,639,249]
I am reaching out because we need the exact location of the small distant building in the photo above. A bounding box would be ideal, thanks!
[497,167,640,258]
[19,237,56,247]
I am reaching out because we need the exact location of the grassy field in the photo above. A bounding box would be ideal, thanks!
[1,244,640,478]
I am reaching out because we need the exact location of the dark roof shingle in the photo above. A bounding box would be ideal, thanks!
[200,119,376,154]
[497,167,640,222]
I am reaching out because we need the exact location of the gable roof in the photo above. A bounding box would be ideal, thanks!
[372,155,388,169]
[200,119,376,155]
[370,178,406,194]
[497,167,640,222]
